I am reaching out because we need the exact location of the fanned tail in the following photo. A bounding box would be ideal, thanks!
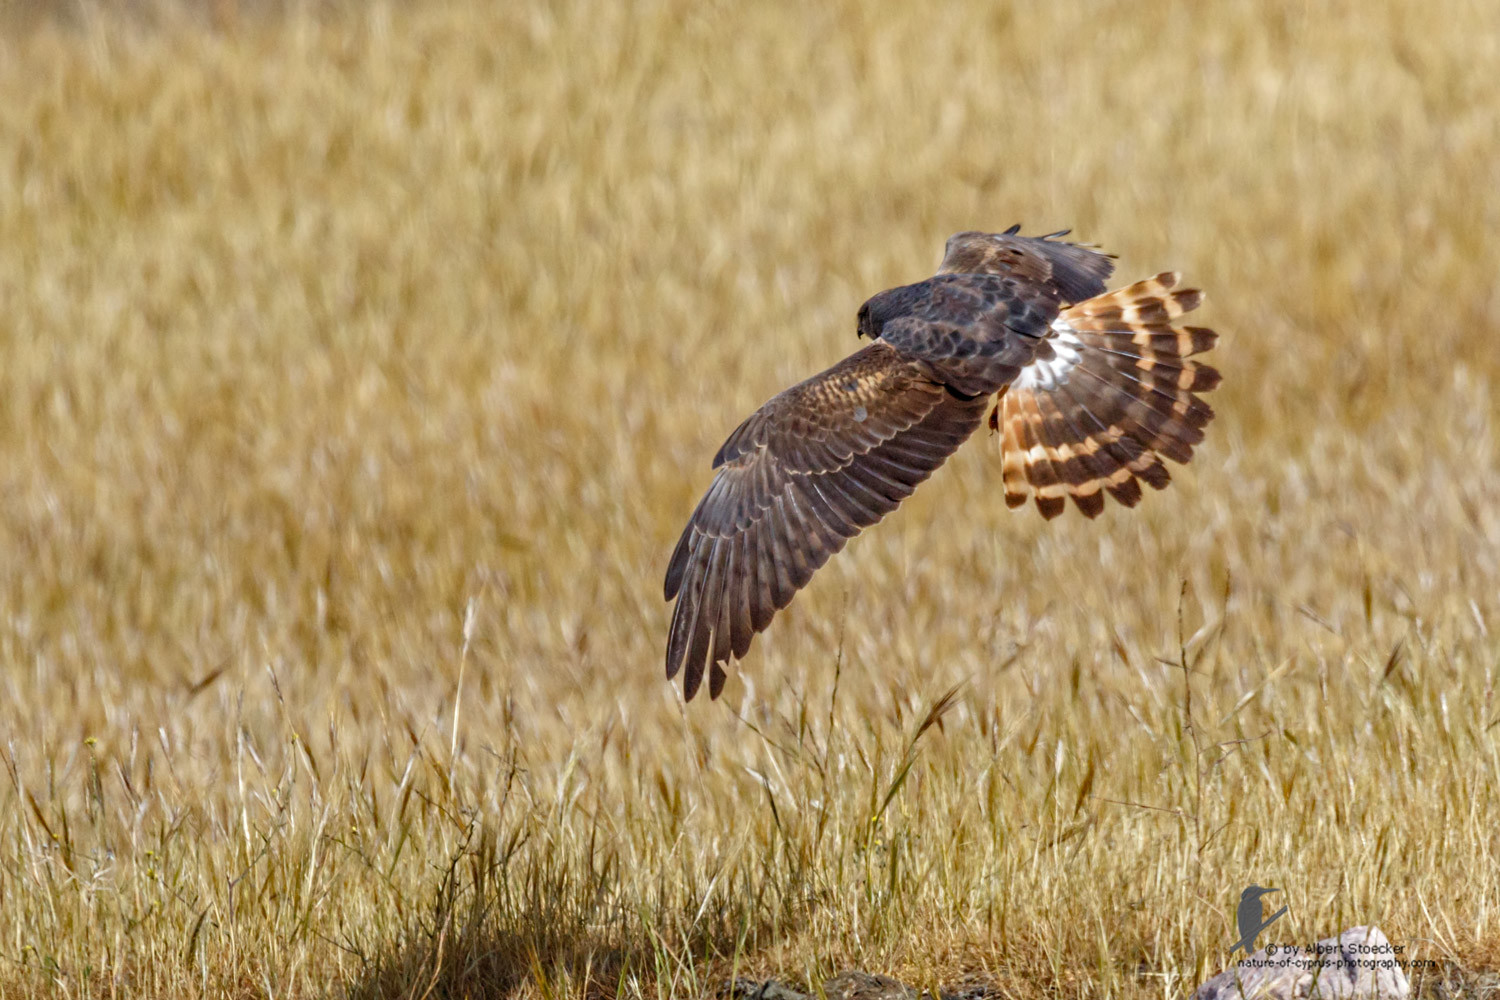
[994,272,1221,519]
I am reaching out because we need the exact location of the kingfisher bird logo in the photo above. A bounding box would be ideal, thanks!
[1230,885,1288,954]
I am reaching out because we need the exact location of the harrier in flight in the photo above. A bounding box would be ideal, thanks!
[664,228,1221,700]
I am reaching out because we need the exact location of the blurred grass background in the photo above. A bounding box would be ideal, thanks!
[0,0,1497,996]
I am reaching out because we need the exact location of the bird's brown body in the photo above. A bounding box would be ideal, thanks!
[665,228,1222,700]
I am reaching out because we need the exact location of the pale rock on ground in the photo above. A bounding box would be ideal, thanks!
[821,971,919,1000]
[721,970,997,1000]
[1192,925,1411,1000]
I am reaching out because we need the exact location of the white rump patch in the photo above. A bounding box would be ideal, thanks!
[1013,321,1085,393]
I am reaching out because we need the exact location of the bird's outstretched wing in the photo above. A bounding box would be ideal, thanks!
[664,341,988,700]
[936,226,1115,304]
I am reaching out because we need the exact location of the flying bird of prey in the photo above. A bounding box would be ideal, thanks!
[664,228,1222,700]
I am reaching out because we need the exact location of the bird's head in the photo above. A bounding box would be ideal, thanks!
[856,287,909,339]
[1241,885,1279,902]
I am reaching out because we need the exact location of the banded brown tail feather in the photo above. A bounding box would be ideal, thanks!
[995,271,1221,519]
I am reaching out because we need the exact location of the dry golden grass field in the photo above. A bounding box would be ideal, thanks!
[1,0,1498,997]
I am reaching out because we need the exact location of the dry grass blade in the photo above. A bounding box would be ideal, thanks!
[868,685,962,836]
